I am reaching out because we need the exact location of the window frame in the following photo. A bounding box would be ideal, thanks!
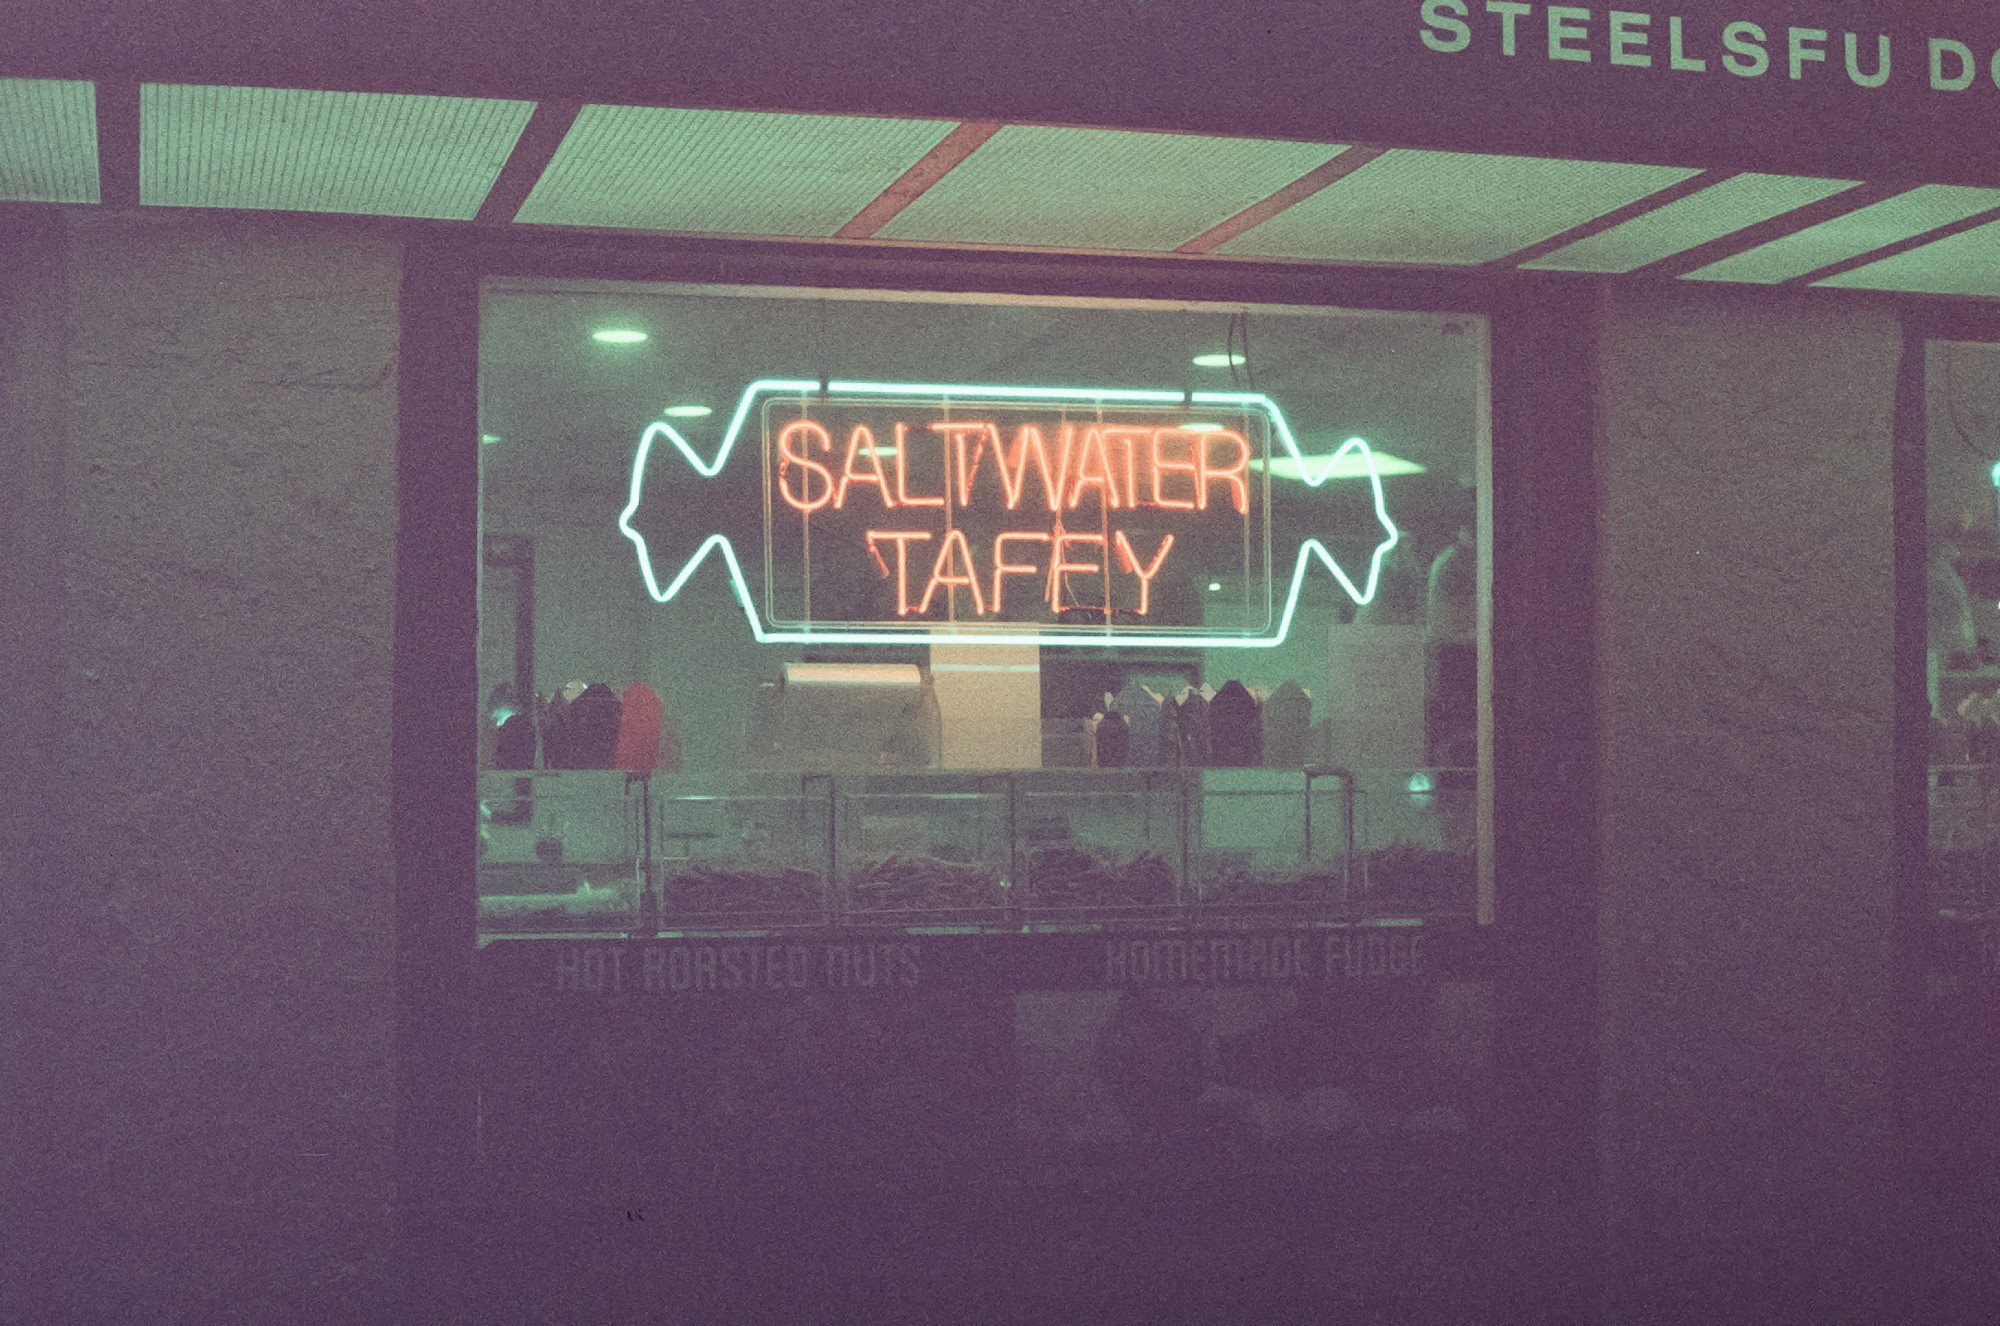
[393,228,1606,1227]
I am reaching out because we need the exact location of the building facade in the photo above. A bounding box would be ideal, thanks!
[4,2,1997,1321]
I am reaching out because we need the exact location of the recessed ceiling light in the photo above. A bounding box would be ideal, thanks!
[663,404,712,418]
[592,328,649,345]
[480,433,502,445]
[1191,352,1246,368]
[1206,581,1223,593]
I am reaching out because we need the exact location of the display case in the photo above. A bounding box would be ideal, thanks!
[1927,655,2000,919]
[1016,770,1183,923]
[477,769,643,934]
[1191,767,1354,920]
[839,773,1011,925]
[1354,766,1480,921]
[651,772,835,930]
[475,765,1477,938]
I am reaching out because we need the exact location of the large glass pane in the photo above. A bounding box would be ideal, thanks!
[1926,341,2000,923]
[474,282,1490,938]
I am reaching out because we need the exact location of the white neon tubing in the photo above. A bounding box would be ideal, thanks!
[616,381,1401,648]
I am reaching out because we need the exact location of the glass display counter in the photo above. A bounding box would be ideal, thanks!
[1016,771,1184,923]
[1191,768,1352,920]
[1354,767,1480,922]
[654,773,836,930]
[475,766,1479,937]
[477,769,643,934]
[840,774,1011,925]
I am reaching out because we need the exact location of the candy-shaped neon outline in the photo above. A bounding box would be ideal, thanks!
[617,380,1400,648]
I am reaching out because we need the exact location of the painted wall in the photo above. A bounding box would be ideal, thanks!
[1594,284,1925,1321]
[1,214,400,1323]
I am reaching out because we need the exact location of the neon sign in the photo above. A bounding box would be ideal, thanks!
[618,380,1399,649]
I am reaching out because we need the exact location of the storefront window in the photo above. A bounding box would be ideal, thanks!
[1927,340,2000,923]
[473,282,1490,939]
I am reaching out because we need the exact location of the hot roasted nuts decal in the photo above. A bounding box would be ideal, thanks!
[555,940,921,994]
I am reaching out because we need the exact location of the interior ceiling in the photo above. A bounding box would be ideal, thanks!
[4,76,2000,296]
[476,286,1482,500]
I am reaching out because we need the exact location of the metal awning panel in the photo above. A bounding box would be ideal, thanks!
[1522,173,1859,275]
[515,105,956,236]
[1818,219,2000,298]
[0,78,98,204]
[1216,150,1700,266]
[0,72,1984,301]
[875,125,1344,252]
[139,84,533,219]
[1684,185,2000,286]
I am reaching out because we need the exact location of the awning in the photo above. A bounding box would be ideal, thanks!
[5,77,2000,297]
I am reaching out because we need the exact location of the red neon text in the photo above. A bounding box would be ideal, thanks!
[1112,530,1176,617]
[780,410,1254,622]
[776,420,836,513]
[778,417,1249,516]
[915,528,987,616]
[860,525,1180,618]
[836,426,894,509]
[995,424,1070,512]
[1046,532,1105,613]
[865,530,932,615]
[892,422,945,508]
[991,531,1051,615]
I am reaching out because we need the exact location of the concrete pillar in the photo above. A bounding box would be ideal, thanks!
[1,213,402,1323]
[1595,284,1910,1321]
